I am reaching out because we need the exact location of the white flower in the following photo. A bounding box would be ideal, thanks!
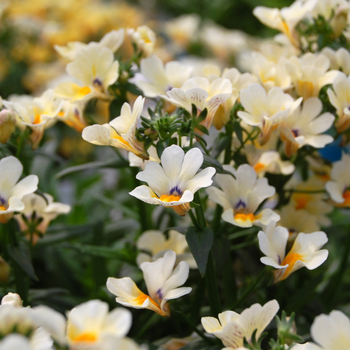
[163,77,232,129]
[0,109,16,144]
[66,300,132,349]
[279,97,334,157]
[201,300,279,349]
[55,45,119,102]
[136,229,196,268]
[0,332,53,350]
[258,222,328,282]
[327,72,350,132]
[321,47,350,75]
[135,55,192,98]
[107,250,192,317]
[128,145,160,169]
[127,25,156,57]
[237,83,302,144]
[129,145,216,216]
[165,14,200,46]
[207,164,279,228]
[0,156,39,224]
[1,293,22,308]
[82,96,148,159]
[55,29,125,60]
[325,152,350,206]
[57,100,87,132]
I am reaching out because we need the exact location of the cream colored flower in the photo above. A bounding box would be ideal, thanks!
[0,109,16,144]
[321,47,350,75]
[107,250,192,317]
[164,77,232,129]
[327,72,350,132]
[238,83,302,145]
[325,152,350,206]
[201,300,279,349]
[285,53,340,99]
[55,28,125,60]
[0,156,38,224]
[57,101,87,132]
[253,0,317,47]
[135,55,193,98]
[82,96,148,159]
[55,44,119,102]
[258,222,328,282]
[279,97,334,157]
[129,145,216,216]
[128,145,160,169]
[136,230,196,268]
[127,25,156,57]
[207,164,279,228]
[1,293,22,308]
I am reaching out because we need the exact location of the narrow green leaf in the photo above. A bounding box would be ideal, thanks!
[202,154,224,172]
[233,122,243,144]
[186,226,213,277]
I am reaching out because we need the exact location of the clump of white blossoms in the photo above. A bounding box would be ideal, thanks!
[201,300,279,349]
[325,152,350,207]
[258,222,329,282]
[107,250,192,317]
[0,156,39,224]
[207,164,279,227]
[129,145,216,216]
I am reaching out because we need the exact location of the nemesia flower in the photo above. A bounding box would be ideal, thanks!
[129,145,216,216]
[258,222,328,282]
[0,156,39,224]
[237,83,302,144]
[321,47,350,74]
[0,109,16,144]
[4,89,62,149]
[82,96,148,159]
[206,164,279,228]
[136,229,196,268]
[163,77,232,129]
[14,192,71,243]
[135,55,193,98]
[127,25,156,57]
[1,293,22,307]
[285,53,340,99]
[55,28,125,60]
[107,250,192,317]
[57,100,87,132]
[253,0,317,47]
[65,300,133,349]
[201,300,279,349]
[0,332,53,350]
[128,145,160,169]
[55,44,119,102]
[327,72,350,132]
[279,97,334,157]
[325,152,350,206]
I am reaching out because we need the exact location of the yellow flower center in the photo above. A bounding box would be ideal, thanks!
[234,213,255,222]
[280,252,303,280]
[33,114,42,124]
[73,332,98,343]
[0,206,6,212]
[293,193,311,210]
[254,162,265,173]
[76,86,92,100]
[159,194,181,202]
[296,80,314,99]
[339,190,350,207]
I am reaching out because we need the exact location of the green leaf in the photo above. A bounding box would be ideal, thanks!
[55,158,128,178]
[195,124,209,135]
[202,154,223,172]
[8,242,39,281]
[125,82,143,95]
[186,226,213,277]
[233,121,243,144]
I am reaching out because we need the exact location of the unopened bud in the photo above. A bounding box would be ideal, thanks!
[0,109,16,144]
[1,292,22,307]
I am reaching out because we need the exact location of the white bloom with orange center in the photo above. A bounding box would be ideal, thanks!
[107,250,192,317]
[4,90,62,149]
[201,300,279,349]
[55,29,125,61]
[55,44,119,102]
[253,0,317,47]
[285,53,340,99]
[258,222,328,282]
[237,83,302,145]
[327,72,350,132]
[326,152,350,206]
[206,164,279,228]
[163,77,232,129]
[127,25,156,57]
[82,96,148,159]
[135,55,193,98]
[129,145,215,216]
[279,97,334,157]
[136,229,196,268]
[66,300,133,349]
[0,156,38,224]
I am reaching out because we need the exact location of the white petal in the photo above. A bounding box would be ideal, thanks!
[103,307,132,337]
[10,175,39,199]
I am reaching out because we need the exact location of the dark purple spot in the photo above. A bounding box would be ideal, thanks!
[93,78,103,87]
[156,288,163,300]
[0,196,6,206]
[277,255,281,264]
[292,129,299,137]
[235,199,246,210]
[170,186,183,196]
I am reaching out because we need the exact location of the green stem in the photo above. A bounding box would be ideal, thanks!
[194,192,206,229]
[211,205,223,234]
[224,123,233,164]
[205,252,222,316]
[135,312,159,339]
[188,209,200,230]
[230,267,268,310]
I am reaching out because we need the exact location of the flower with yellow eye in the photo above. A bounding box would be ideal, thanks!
[129,145,216,216]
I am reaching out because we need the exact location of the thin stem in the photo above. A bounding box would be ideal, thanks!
[230,267,268,310]
[135,312,159,339]
[194,192,206,229]
[205,252,222,316]
[285,189,326,194]
[188,209,200,230]
[230,238,258,251]
[228,227,258,240]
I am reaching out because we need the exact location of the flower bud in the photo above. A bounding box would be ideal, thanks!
[0,109,16,144]
[127,25,156,57]
[1,292,22,307]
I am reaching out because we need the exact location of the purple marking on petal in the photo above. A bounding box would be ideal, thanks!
[292,129,299,137]
[156,288,163,301]
[170,186,183,196]
[235,199,246,210]
[93,78,103,87]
